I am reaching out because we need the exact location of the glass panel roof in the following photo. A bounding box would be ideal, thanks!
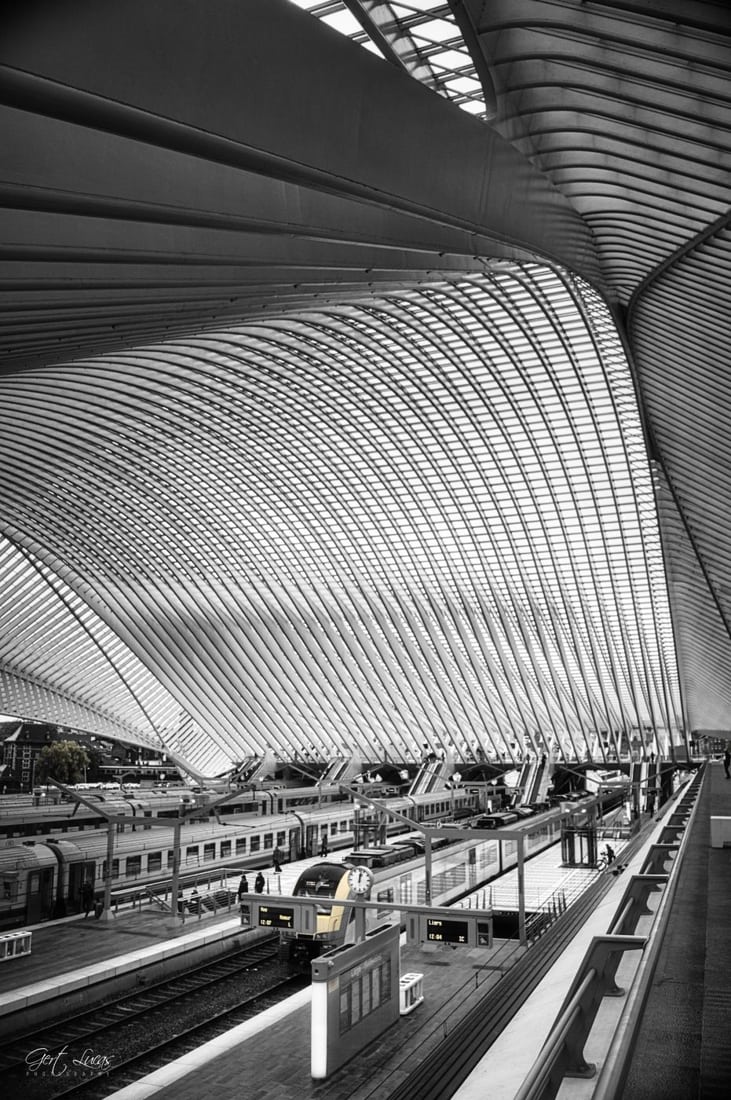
[287,0,488,118]
[0,264,682,772]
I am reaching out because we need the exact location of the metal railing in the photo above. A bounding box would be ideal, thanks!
[513,770,703,1100]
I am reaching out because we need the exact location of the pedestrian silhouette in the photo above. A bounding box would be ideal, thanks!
[81,879,94,918]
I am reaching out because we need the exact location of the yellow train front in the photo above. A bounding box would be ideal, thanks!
[281,861,363,967]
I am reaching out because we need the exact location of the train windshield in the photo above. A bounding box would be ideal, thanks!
[293,863,343,901]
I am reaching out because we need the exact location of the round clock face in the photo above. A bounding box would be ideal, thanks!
[347,866,374,895]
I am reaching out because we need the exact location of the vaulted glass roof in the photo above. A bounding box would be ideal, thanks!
[0,265,681,773]
[2,0,728,775]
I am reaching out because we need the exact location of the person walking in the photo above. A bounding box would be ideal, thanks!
[254,871,265,894]
[724,746,730,779]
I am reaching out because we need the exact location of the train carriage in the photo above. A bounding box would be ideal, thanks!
[0,784,483,929]
[0,842,57,927]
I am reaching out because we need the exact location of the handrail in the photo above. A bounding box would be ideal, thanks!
[145,887,172,912]
[591,768,704,1099]
[513,936,646,1100]
[513,770,703,1100]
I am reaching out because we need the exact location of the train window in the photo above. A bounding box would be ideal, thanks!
[103,858,120,879]
[2,878,16,900]
[148,852,162,873]
[250,836,260,852]
[28,871,40,894]
[186,846,200,863]
[330,824,338,835]
[220,840,231,858]
[480,845,498,869]
[235,838,247,854]
[263,833,273,849]
[126,856,142,878]
[167,850,174,867]
[204,843,215,862]
[276,831,286,848]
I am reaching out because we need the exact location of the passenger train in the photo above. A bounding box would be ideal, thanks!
[281,813,563,965]
[0,786,480,929]
[0,779,407,839]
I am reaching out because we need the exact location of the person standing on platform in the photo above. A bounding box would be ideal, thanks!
[254,871,265,893]
[724,746,731,779]
[319,834,329,857]
[81,879,94,918]
[237,873,249,900]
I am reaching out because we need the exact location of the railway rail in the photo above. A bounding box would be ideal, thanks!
[1,932,308,1099]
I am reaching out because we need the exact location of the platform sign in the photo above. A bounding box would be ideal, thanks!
[257,903,295,929]
[407,909,493,949]
[241,897,318,934]
[311,921,401,1079]
[425,916,470,944]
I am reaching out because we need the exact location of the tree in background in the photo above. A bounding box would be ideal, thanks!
[35,740,90,785]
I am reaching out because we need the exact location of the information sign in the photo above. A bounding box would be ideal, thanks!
[258,903,295,929]
[425,917,469,944]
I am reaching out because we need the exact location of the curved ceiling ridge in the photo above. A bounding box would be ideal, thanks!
[1,266,683,767]
[2,1,729,764]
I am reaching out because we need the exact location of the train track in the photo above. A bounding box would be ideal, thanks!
[374,828,650,1100]
[1,932,307,1099]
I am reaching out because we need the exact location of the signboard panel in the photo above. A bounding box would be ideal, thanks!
[258,903,295,929]
[407,910,492,948]
[425,916,470,944]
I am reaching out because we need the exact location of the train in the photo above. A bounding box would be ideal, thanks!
[281,813,563,965]
[0,786,481,929]
[0,778,409,839]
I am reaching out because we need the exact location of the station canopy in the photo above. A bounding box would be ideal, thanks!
[1,2,730,776]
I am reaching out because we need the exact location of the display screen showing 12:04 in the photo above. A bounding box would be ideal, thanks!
[425,918,468,943]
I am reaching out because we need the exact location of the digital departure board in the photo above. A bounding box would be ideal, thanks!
[258,904,295,929]
[425,917,469,944]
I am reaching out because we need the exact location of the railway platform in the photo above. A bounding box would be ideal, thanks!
[97,786,691,1100]
[97,858,642,1100]
[0,859,320,1036]
[2,774,713,1100]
